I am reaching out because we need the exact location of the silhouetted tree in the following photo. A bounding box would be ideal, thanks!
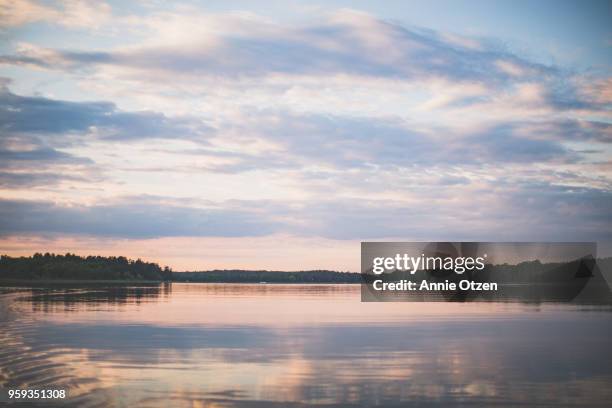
[0,253,173,281]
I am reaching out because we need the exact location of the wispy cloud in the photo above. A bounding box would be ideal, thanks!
[1,9,555,84]
[0,0,111,29]
[1,183,610,241]
[0,84,214,142]
[0,4,610,268]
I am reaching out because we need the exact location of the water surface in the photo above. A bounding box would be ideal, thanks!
[1,283,611,407]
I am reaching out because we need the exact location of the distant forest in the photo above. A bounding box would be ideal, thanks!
[175,270,361,283]
[0,253,173,281]
[0,253,359,282]
[1,253,610,284]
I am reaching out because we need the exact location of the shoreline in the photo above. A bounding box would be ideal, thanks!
[0,279,360,285]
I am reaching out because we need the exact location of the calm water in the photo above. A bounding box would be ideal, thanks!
[1,283,612,407]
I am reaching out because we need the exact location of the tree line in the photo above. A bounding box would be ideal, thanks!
[0,253,173,281]
[0,253,360,282]
[175,270,361,283]
[7,253,605,284]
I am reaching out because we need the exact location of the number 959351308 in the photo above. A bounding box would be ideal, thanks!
[8,389,66,399]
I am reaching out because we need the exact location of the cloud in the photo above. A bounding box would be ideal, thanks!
[0,132,99,187]
[0,0,57,27]
[0,145,88,163]
[579,77,612,105]
[1,83,605,186]
[465,124,575,163]
[1,85,222,187]
[0,85,214,142]
[121,110,598,178]
[0,7,609,265]
[1,184,610,241]
[0,9,552,84]
[0,171,88,187]
[226,112,586,169]
[2,9,606,129]
[3,81,601,177]
[0,197,279,238]
[0,0,111,29]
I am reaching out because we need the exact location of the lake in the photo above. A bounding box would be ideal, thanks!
[1,283,612,407]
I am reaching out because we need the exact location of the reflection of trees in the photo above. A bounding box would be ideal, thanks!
[27,283,172,313]
[176,270,361,283]
[2,282,612,407]
[178,282,357,297]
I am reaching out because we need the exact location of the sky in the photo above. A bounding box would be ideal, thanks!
[0,0,610,271]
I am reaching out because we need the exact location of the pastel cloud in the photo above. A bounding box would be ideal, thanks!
[0,5,610,269]
[2,9,552,84]
[0,84,213,142]
[0,183,610,241]
[0,0,111,29]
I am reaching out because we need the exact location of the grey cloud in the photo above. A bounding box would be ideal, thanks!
[259,114,433,168]
[438,175,471,186]
[466,125,575,164]
[120,112,598,175]
[242,113,582,169]
[0,86,215,187]
[0,171,89,188]
[0,146,91,164]
[0,198,278,239]
[1,184,610,241]
[0,85,602,178]
[0,87,214,142]
[547,119,612,144]
[505,183,612,226]
[0,130,99,187]
[0,55,55,68]
[0,138,100,187]
[296,185,612,241]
